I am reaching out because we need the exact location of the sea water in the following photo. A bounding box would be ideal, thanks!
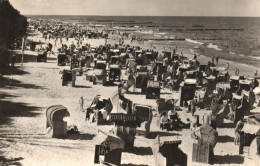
[28,15,260,66]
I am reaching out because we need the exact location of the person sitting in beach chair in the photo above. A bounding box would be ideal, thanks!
[168,109,182,130]
[160,112,169,130]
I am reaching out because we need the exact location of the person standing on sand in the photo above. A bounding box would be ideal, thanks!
[212,56,215,64]
[79,96,84,112]
[216,57,219,65]
[194,53,197,60]
[48,42,53,56]
[226,62,229,70]
[235,68,239,75]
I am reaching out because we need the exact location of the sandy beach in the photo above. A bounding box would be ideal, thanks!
[0,28,259,166]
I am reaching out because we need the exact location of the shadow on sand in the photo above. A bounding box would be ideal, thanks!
[66,133,95,140]
[147,131,180,139]
[214,155,244,164]
[124,146,153,155]
[218,135,234,143]
[74,85,92,88]
[218,122,236,129]
[0,92,42,126]
[0,66,29,75]
[0,75,45,90]
[0,156,23,166]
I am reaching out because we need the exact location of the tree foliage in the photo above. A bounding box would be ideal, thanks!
[0,0,28,66]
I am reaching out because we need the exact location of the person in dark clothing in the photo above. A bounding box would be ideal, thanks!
[48,43,53,56]
[216,57,219,65]
[194,54,197,60]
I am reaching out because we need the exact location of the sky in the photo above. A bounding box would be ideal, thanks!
[9,0,260,17]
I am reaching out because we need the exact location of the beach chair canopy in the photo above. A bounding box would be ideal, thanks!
[239,80,251,85]
[154,135,182,147]
[120,53,126,57]
[184,79,197,85]
[156,98,175,112]
[46,105,70,128]
[230,75,239,80]
[206,75,216,80]
[110,49,120,53]
[186,71,195,75]
[96,61,107,69]
[94,130,124,150]
[145,52,152,55]
[233,94,243,100]
[195,123,218,148]
[90,95,113,114]
[136,71,148,76]
[241,124,260,135]
[147,80,160,88]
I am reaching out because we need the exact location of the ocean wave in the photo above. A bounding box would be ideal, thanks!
[155,32,168,35]
[249,56,260,60]
[185,39,204,45]
[207,43,222,51]
[138,30,154,34]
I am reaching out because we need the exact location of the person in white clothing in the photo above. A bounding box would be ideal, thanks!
[100,108,107,120]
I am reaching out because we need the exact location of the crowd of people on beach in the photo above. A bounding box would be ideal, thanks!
[23,18,260,165]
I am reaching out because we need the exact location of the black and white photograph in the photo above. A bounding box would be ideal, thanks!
[0,0,260,165]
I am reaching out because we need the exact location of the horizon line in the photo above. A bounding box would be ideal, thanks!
[24,14,260,18]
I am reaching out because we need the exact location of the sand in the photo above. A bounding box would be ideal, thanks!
[0,31,258,166]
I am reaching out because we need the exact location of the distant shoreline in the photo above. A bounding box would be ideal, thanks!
[25,15,260,18]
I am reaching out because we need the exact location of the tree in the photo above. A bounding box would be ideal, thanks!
[0,0,28,67]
